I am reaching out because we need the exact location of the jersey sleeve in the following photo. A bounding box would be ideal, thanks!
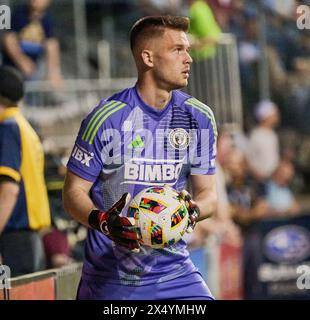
[66,101,115,182]
[67,126,103,182]
[0,123,21,182]
[190,104,217,175]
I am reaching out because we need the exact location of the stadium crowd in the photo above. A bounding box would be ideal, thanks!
[0,0,309,299]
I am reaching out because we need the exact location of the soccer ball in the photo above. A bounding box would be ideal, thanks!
[127,185,189,249]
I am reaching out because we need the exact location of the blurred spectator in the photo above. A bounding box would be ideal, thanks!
[246,100,280,182]
[227,148,269,226]
[0,66,51,276]
[286,57,310,134]
[1,0,63,89]
[42,227,73,269]
[237,8,260,114]
[43,150,86,266]
[264,160,301,217]
[207,0,235,31]
[266,34,310,134]
[187,0,222,60]
[225,147,270,299]
[227,0,248,40]
[138,0,182,15]
[263,0,297,20]
[189,129,242,248]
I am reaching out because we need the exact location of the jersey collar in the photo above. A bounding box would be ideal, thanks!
[134,86,174,121]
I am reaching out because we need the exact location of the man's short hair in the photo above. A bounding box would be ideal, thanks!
[130,15,190,53]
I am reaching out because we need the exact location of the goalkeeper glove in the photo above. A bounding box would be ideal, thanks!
[179,189,200,233]
[88,193,140,250]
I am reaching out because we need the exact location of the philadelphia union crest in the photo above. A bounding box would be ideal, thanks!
[168,128,190,150]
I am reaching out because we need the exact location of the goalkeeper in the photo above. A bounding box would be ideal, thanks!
[63,15,217,300]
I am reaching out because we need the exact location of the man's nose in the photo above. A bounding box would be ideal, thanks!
[185,51,193,64]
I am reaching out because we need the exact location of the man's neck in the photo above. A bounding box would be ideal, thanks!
[136,79,172,110]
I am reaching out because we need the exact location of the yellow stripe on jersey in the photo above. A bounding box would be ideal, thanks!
[0,166,21,182]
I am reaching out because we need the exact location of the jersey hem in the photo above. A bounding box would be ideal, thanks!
[80,264,198,286]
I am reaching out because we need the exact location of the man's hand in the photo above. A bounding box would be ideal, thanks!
[88,193,140,251]
[179,189,200,233]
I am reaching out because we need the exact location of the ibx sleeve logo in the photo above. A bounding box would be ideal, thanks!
[71,144,94,167]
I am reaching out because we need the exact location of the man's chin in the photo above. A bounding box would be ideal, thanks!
[172,80,188,90]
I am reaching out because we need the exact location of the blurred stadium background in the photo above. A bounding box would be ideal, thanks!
[0,0,310,300]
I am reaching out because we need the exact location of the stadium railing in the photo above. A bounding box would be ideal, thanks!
[0,263,82,300]
[187,33,243,129]
[1,237,244,300]
[23,78,136,149]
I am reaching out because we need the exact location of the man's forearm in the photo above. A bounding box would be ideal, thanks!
[0,181,19,234]
[190,174,218,222]
[194,189,217,221]
[62,187,95,228]
[63,171,97,228]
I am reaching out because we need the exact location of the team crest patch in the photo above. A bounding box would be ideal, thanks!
[168,128,190,150]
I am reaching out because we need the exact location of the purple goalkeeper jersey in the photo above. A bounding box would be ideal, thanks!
[67,86,217,286]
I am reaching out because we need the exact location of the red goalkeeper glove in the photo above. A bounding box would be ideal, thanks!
[179,189,200,233]
[88,193,140,250]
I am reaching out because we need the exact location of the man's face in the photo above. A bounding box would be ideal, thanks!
[150,29,193,91]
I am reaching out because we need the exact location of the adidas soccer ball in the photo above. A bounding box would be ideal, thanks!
[127,185,189,249]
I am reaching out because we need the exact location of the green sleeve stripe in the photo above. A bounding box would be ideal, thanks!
[82,100,116,141]
[82,101,121,142]
[88,103,126,144]
[192,102,218,138]
[186,98,215,125]
[185,98,218,137]
[186,98,214,118]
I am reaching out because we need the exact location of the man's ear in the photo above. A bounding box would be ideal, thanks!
[141,50,153,68]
